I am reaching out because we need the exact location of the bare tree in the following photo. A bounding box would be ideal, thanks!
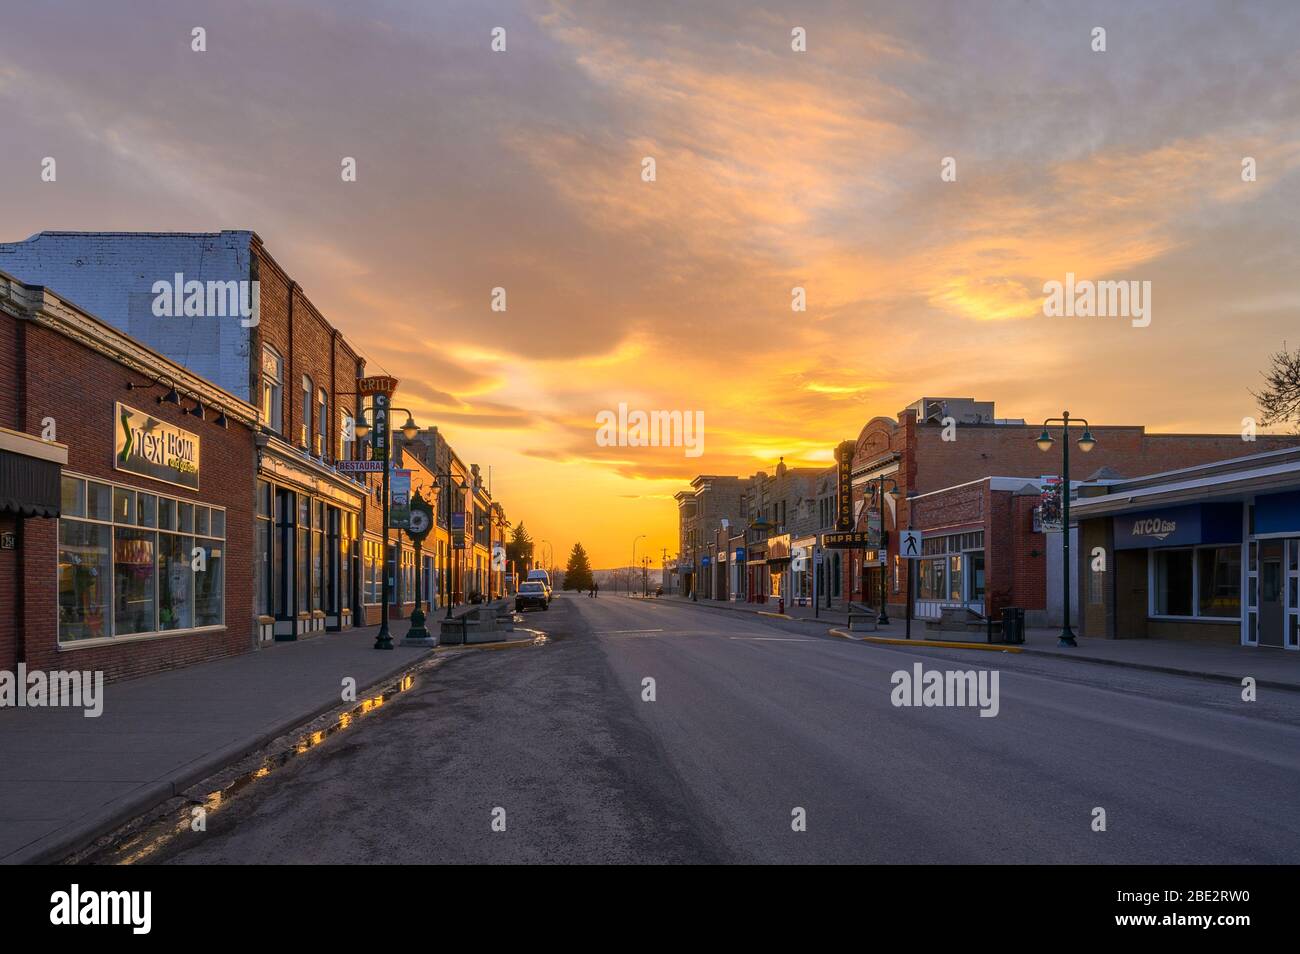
[1253,342,1300,432]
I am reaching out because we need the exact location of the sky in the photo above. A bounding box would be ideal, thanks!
[3,0,1299,568]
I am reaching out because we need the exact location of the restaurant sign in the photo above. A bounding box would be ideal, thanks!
[115,403,200,490]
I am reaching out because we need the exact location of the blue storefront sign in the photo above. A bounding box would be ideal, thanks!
[733,547,746,562]
[701,556,710,567]
[1254,490,1300,535]
[1113,502,1241,550]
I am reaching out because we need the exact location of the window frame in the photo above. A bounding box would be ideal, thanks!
[57,473,227,646]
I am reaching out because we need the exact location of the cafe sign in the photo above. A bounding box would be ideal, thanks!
[115,402,200,490]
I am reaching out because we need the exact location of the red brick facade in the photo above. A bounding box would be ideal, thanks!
[842,404,1300,612]
[0,292,257,683]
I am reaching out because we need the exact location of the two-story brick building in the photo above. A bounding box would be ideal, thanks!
[0,231,373,641]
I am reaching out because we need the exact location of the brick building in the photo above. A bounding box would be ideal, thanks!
[0,272,258,682]
[840,396,1300,619]
[0,231,373,640]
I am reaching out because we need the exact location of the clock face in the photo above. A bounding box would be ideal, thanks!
[409,510,430,534]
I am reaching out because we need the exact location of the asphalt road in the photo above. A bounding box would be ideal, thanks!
[154,593,1300,864]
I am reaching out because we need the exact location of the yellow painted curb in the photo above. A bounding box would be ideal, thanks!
[829,629,1022,653]
[757,611,793,619]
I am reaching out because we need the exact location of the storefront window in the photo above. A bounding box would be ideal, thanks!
[114,527,156,635]
[58,521,111,641]
[57,475,226,641]
[312,502,324,611]
[195,537,223,626]
[297,496,311,614]
[1154,549,1195,616]
[1197,547,1240,618]
[157,533,194,630]
[919,557,945,600]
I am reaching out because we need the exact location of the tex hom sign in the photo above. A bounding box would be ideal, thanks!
[115,403,200,490]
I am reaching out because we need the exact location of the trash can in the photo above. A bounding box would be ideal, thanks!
[1001,607,1025,645]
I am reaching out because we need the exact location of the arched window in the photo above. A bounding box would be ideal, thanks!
[316,387,328,458]
[260,346,283,432]
[301,375,313,449]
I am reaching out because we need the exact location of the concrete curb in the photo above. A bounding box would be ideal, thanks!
[11,647,437,866]
[829,629,1022,653]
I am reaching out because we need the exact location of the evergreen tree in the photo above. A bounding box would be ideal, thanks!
[507,522,535,569]
[564,542,595,592]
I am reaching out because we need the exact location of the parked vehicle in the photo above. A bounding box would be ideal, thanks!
[516,580,550,612]
[526,568,552,592]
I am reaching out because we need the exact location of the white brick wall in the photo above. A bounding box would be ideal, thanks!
[0,231,256,400]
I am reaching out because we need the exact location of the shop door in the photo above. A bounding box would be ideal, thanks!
[1259,540,1284,647]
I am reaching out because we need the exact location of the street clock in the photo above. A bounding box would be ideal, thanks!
[406,491,433,542]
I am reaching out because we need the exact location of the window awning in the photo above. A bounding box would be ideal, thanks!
[0,447,62,517]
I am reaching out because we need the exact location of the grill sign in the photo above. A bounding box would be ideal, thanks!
[115,403,200,490]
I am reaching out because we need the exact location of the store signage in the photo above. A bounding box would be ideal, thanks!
[357,375,398,396]
[822,530,876,549]
[336,459,384,473]
[114,403,200,490]
[767,534,791,561]
[389,469,412,529]
[1113,503,1240,550]
[0,532,14,550]
[835,441,854,530]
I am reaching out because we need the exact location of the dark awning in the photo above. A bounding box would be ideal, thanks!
[0,448,61,517]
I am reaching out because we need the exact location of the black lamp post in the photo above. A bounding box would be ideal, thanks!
[1036,411,1097,647]
[868,475,902,625]
[428,472,466,620]
[354,400,419,650]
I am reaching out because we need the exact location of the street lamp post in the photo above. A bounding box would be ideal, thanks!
[1036,411,1097,647]
[353,400,420,650]
[632,534,646,598]
[430,471,466,620]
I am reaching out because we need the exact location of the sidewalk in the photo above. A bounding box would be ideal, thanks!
[657,594,1300,691]
[0,624,435,864]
